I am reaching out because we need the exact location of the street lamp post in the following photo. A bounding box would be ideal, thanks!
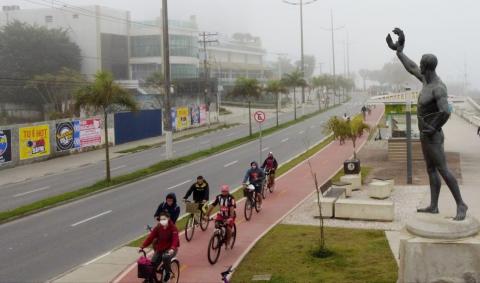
[161,0,173,159]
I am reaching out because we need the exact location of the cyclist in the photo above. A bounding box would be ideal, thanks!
[139,212,179,282]
[261,152,278,188]
[183,176,210,211]
[243,161,265,207]
[206,185,236,249]
[154,193,180,223]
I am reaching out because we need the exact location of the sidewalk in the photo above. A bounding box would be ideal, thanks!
[101,105,384,283]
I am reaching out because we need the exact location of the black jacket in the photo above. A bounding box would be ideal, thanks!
[183,181,209,202]
[154,193,180,223]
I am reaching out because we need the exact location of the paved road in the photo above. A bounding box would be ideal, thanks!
[116,103,385,283]
[0,101,361,212]
[0,96,367,282]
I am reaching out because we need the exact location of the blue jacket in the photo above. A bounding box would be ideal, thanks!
[243,162,265,185]
[154,193,180,223]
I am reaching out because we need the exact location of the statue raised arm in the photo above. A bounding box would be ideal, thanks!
[386,28,424,83]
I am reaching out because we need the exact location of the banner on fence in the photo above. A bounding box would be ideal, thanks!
[76,119,102,148]
[56,122,76,151]
[176,107,190,130]
[170,108,177,131]
[19,125,50,160]
[199,104,207,125]
[0,129,12,165]
[191,105,200,126]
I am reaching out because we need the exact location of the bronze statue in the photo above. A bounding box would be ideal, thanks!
[386,28,468,221]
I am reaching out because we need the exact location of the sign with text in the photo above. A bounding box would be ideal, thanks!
[76,119,102,148]
[0,129,12,165]
[254,111,266,123]
[56,122,75,151]
[19,125,50,160]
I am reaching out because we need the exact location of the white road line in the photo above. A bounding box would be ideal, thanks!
[167,179,192,190]
[298,130,305,134]
[281,138,289,143]
[84,251,112,266]
[262,147,270,152]
[111,165,126,171]
[71,210,112,227]
[224,160,238,168]
[13,186,51,198]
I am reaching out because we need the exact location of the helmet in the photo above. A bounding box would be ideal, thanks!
[268,151,273,157]
[220,184,229,193]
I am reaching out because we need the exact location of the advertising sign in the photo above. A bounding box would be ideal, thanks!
[170,108,177,131]
[78,119,102,148]
[56,122,75,151]
[199,104,207,125]
[191,105,200,126]
[0,129,12,165]
[176,107,190,130]
[19,125,50,160]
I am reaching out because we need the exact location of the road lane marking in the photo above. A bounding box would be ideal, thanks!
[71,210,112,227]
[262,147,270,152]
[13,186,51,198]
[298,130,305,134]
[111,165,126,171]
[224,160,238,168]
[84,251,112,266]
[167,179,192,191]
[281,138,289,143]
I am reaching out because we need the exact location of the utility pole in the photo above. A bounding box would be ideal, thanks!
[161,0,173,159]
[199,32,218,127]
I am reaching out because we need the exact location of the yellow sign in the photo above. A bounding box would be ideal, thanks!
[19,125,51,160]
[176,107,190,130]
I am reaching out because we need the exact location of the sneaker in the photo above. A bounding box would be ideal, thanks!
[163,272,171,282]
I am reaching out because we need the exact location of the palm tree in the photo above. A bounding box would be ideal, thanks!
[265,80,288,126]
[324,115,370,160]
[146,71,164,89]
[231,77,262,99]
[75,71,138,182]
[283,70,307,120]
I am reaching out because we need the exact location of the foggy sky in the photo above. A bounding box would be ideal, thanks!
[5,0,480,89]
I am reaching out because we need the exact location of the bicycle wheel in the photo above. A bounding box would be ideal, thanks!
[168,259,180,283]
[207,233,222,265]
[244,197,253,221]
[229,224,237,249]
[268,176,275,193]
[185,214,195,242]
[200,210,209,231]
[254,193,262,212]
[261,183,267,199]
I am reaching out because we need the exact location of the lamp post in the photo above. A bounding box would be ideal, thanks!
[161,0,173,159]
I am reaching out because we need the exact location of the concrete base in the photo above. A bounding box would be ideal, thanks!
[372,177,394,191]
[314,197,335,218]
[332,183,353,198]
[334,199,394,221]
[368,181,392,199]
[407,214,480,239]
[398,229,480,283]
[340,173,362,190]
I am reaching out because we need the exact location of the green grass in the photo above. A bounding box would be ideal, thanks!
[116,123,240,154]
[0,102,349,224]
[232,224,397,283]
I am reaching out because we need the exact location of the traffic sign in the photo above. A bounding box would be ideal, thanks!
[254,111,266,123]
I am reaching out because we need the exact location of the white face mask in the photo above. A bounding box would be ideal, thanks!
[159,219,168,226]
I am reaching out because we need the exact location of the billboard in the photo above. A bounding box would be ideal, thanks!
[56,122,75,151]
[77,118,102,148]
[191,105,200,126]
[170,107,177,131]
[19,125,50,160]
[176,107,190,130]
[0,129,12,165]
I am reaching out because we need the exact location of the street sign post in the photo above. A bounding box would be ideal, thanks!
[254,111,266,163]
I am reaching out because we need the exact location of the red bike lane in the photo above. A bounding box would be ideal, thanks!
[115,105,384,283]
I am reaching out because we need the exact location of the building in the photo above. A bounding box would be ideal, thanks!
[0,5,200,81]
[204,33,267,87]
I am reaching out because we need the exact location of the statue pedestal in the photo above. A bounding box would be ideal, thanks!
[398,214,480,283]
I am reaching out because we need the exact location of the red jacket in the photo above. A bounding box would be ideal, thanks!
[141,221,179,252]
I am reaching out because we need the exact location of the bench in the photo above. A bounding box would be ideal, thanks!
[372,176,394,190]
[332,181,353,197]
[334,199,395,221]
[368,180,392,199]
[340,173,362,191]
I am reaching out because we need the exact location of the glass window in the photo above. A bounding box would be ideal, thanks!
[130,35,162,57]
[45,15,53,23]
[171,64,198,79]
[131,63,161,81]
[170,35,198,57]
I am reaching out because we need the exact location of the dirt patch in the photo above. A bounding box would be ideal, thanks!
[357,140,462,186]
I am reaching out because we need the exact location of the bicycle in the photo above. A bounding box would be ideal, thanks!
[221,266,234,283]
[243,183,261,221]
[183,200,209,242]
[138,226,180,283]
[263,169,275,198]
[207,219,237,265]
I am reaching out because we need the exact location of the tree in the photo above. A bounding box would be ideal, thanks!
[324,115,370,159]
[230,77,262,99]
[146,71,164,89]
[271,57,296,79]
[75,71,138,182]
[358,69,370,91]
[295,55,316,79]
[283,70,307,120]
[265,80,288,126]
[0,21,81,79]
[27,68,86,119]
